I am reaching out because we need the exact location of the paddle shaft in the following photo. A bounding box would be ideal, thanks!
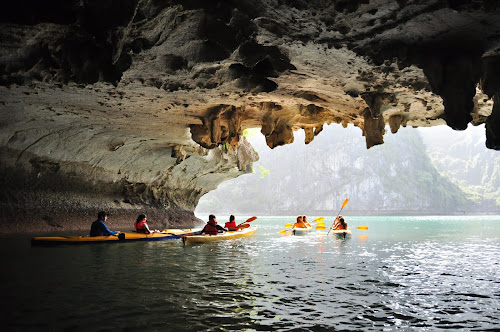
[327,209,344,235]
[327,199,348,235]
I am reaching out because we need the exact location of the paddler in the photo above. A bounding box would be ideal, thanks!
[293,216,307,228]
[201,214,228,235]
[90,211,120,236]
[134,214,160,234]
[302,215,312,227]
[332,216,348,230]
[224,215,238,231]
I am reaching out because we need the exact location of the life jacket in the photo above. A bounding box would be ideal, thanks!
[293,221,307,228]
[225,220,237,231]
[203,220,219,235]
[135,220,149,233]
[333,221,347,230]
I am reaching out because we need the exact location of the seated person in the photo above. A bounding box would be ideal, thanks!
[332,216,348,230]
[90,211,120,236]
[224,215,238,231]
[201,215,227,235]
[134,214,154,234]
[293,216,307,228]
[302,215,311,227]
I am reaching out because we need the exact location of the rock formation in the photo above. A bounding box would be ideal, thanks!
[0,0,499,232]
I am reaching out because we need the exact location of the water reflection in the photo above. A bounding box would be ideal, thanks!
[358,234,369,242]
[2,216,499,330]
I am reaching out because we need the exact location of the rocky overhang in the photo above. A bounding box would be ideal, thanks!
[0,0,499,233]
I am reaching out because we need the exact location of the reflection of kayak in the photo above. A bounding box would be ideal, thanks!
[31,228,201,245]
[292,225,312,235]
[331,228,352,239]
[182,227,257,245]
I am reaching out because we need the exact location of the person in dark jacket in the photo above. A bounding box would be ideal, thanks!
[201,214,227,235]
[90,211,120,236]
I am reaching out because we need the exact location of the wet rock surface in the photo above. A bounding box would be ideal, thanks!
[0,0,499,232]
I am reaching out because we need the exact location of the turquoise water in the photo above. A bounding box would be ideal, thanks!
[1,215,499,331]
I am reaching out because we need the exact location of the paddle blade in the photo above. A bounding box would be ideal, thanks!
[342,198,349,208]
[316,226,326,230]
[314,217,324,222]
[357,226,368,230]
[316,222,325,226]
[279,229,287,233]
[237,223,250,229]
[284,223,293,228]
[245,216,257,223]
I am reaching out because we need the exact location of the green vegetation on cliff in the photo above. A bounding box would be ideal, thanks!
[420,125,500,210]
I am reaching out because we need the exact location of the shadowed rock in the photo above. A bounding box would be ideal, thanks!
[0,0,499,232]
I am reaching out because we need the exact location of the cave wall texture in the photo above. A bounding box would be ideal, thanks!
[0,0,499,233]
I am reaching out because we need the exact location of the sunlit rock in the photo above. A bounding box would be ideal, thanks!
[0,0,499,231]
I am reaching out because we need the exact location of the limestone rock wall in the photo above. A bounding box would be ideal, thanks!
[0,0,499,232]
[0,106,257,232]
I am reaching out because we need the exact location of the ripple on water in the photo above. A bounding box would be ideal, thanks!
[3,216,500,330]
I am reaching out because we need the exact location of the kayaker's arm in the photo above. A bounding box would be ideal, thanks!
[102,223,119,235]
[216,224,228,232]
[331,217,340,230]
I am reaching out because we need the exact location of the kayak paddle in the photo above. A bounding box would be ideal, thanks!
[357,226,369,230]
[327,198,349,235]
[235,216,258,230]
[279,222,295,233]
[245,216,258,223]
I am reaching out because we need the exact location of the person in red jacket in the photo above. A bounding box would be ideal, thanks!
[201,215,227,235]
[134,214,154,234]
[225,215,238,231]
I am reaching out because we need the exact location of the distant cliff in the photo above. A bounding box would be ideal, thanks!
[196,124,496,215]
[420,125,500,211]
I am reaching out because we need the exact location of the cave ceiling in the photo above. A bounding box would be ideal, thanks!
[2,0,499,150]
[0,0,500,229]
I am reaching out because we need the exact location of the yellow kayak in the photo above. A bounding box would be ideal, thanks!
[292,225,312,235]
[182,227,257,245]
[31,228,201,245]
[331,228,352,239]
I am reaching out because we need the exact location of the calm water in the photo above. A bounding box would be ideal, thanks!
[1,215,499,331]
